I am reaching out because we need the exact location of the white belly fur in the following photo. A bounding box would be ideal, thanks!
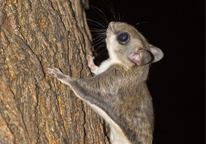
[65,58,130,143]
[87,102,131,144]
[66,88,131,144]
[95,58,121,75]
[93,59,131,143]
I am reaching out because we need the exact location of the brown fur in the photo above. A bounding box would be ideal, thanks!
[47,22,164,144]
[68,63,153,143]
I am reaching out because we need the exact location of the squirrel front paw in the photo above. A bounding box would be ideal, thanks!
[86,55,98,74]
[46,68,69,79]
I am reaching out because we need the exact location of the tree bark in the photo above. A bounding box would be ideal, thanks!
[0,0,109,143]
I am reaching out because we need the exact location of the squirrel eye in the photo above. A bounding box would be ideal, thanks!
[117,32,130,44]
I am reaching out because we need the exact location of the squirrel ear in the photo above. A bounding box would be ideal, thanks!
[149,45,164,63]
[129,45,164,66]
[129,49,153,66]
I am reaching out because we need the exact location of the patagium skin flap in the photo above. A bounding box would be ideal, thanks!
[47,22,164,144]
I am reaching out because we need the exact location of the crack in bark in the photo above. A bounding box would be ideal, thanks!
[81,102,86,144]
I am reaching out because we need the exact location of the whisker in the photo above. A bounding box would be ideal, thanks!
[92,36,105,42]
[110,7,117,22]
[120,0,127,22]
[90,5,109,24]
[92,33,106,39]
[90,28,105,32]
[87,19,107,28]
[100,0,118,22]
[96,47,107,57]
[90,30,106,34]
[134,22,148,26]
[92,39,105,48]
[94,42,106,51]
[92,36,105,43]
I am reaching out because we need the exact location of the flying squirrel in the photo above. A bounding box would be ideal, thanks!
[47,21,164,144]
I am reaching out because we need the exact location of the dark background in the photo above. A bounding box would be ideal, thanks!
[86,0,205,144]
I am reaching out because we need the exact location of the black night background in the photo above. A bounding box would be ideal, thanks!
[86,0,205,144]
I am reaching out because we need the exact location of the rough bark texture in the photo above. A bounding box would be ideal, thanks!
[0,0,109,143]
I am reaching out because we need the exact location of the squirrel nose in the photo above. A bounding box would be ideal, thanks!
[108,21,115,31]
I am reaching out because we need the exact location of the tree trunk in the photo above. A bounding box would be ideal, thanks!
[0,0,109,143]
